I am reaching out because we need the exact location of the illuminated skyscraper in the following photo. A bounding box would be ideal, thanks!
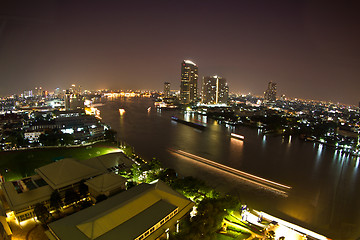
[180,60,198,104]
[201,76,229,104]
[23,90,33,98]
[264,81,277,102]
[34,87,42,97]
[65,90,84,110]
[164,82,171,98]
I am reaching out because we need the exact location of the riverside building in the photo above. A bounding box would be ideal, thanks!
[180,60,198,104]
[264,81,277,103]
[164,82,171,98]
[201,75,229,105]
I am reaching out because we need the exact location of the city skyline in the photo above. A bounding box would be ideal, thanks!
[0,1,359,105]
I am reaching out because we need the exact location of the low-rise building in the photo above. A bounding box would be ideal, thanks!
[85,172,127,200]
[1,151,133,223]
[24,131,44,143]
[46,180,195,240]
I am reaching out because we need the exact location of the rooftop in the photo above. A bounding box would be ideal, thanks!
[183,60,196,66]
[48,180,194,240]
[35,158,103,190]
[85,172,127,193]
[2,178,53,211]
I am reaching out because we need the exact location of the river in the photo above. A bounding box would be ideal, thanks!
[98,97,360,239]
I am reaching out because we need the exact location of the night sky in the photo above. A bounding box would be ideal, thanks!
[0,1,359,105]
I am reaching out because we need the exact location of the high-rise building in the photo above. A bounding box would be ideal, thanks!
[264,81,277,102]
[164,82,171,98]
[180,60,198,104]
[34,87,42,97]
[54,88,60,96]
[64,90,71,110]
[201,76,229,104]
[23,90,33,98]
[65,90,84,110]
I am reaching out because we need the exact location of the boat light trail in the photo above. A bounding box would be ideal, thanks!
[169,149,291,195]
[231,133,245,140]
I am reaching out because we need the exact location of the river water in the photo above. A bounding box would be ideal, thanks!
[98,97,360,239]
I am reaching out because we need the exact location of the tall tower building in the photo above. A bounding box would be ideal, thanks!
[201,76,229,104]
[34,87,42,97]
[264,81,277,102]
[164,82,171,98]
[64,90,71,110]
[180,60,198,104]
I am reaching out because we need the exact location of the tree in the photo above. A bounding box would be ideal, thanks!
[60,133,74,145]
[148,158,161,171]
[39,129,74,146]
[79,199,93,209]
[39,129,60,146]
[130,164,141,182]
[104,129,117,142]
[64,189,80,206]
[126,180,137,190]
[50,191,63,211]
[158,168,177,184]
[173,196,242,239]
[171,176,208,201]
[79,180,89,198]
[34,203,50,224]
[5,131,28,148]
[122,145,134,157]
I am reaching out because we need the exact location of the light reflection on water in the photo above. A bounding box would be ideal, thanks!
[184,111,190,121]
[262,135,266,148]
[202,115,208,124]
[316,144,323,159]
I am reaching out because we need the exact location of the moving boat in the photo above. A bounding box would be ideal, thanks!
[231,133,245,140]
[171,116,206,130]
[119,109,125,115]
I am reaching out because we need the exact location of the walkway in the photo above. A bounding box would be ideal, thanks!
[9,219,48,240]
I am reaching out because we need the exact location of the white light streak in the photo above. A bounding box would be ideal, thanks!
[231,133,245,140]
[169,149,291,195]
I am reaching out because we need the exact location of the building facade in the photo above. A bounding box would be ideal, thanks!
[264,81,277,102]
[201,76,229,104]
[164,82,171,98]
[47,180,194,240]
[180,60,198,104]
[65,90,85,111]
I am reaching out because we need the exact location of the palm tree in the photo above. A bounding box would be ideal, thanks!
[34,203,50,224]
[64,189,80,207]
[50,191,63,212]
